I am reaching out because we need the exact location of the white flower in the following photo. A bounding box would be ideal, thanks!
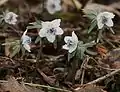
[4,12,18,25]
[21,29,31,52]
[46,0,61,14]
[63,31,78,53]
[39,19,64,43]
[97,12,115,29]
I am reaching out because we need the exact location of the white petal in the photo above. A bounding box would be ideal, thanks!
[22,29,28,36]
[56,4,61,11]
[64,36,72,43]
[46,0,56,14]
[22,35,31,44]
[102,12,115,19]
[97,20,104,29]
[72,31,78,43]
[55,27,64,35]
[47,7,56,14]
[54,0,61,4]
[106,19,113,27]
[39,28,47,37]
[23,44,31,52]
[41,21,51,28]
[46,34,56,43]
[69,45,77,53]
[8,12,18,17]
[62,44,69,50]
[52,19,61,27]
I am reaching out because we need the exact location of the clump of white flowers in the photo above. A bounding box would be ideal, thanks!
[97,12,115,29]
[39,19,64,43]
[3,12,18,25]
[63,31,78,53]
[21,29,31,52]
[46,0,61,14]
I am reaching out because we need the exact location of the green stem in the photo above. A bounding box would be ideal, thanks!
[36,38,43,62]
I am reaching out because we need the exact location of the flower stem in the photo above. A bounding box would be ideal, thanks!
[36,37,43,62]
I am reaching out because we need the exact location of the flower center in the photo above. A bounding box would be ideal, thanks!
[67,39,74,47]
[102,16,108,24]
[47,28,56,35]
[7,14,13,22]
[50,4,56,9]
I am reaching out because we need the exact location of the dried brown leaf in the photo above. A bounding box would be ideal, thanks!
[1,77,43,92]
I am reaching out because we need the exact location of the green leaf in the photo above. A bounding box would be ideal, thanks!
[27,25,41,29]
[9,40,21,58]
[88,20,97,33]
[10,44,20,58]
[27,20,42,29]
[35,36,41,43]
[76,41,96,59]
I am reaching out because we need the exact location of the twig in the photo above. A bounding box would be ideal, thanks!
[87,68,120,84]
[0,80,71,92]
[80,56,90,84]
[25,83,72,92]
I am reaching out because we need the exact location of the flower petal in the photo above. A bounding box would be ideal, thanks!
[41,21,51,28]
[62,44,69,50]
[64,36,72,43]
[106,19,113,27]
[55,27,64,35]
[46,34,56,43]
[72,31,78,43]
[23,44,31,52]
[103,12,115,19]
[52,19,61,27]
[54,3,61,11]
[97,20,104,29]
[22,35,31,45]
[39,28,46,37]
[69,45,77,53]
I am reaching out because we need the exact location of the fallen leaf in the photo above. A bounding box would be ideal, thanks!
[1,76,43,92]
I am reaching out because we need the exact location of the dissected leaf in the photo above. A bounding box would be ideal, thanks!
[9,40,21,58]
[76,41,96,59]
[88,20,97,33]
[27,20,41,29]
